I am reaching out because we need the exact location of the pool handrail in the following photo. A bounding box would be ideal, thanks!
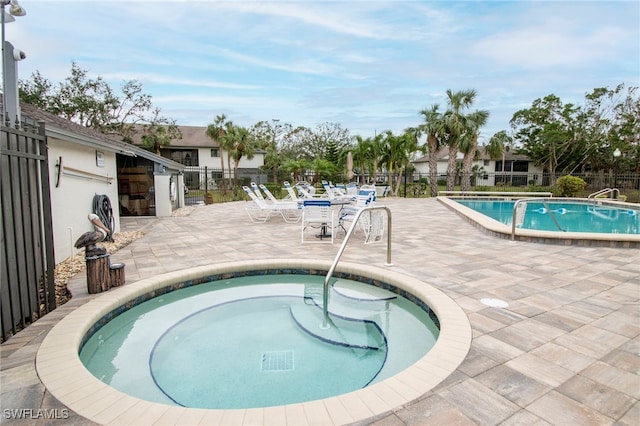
[322,205,392,328]
[588,187,620,200]
[511,197,565,240]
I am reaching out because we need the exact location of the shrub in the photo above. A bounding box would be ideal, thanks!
[555,175,587,197]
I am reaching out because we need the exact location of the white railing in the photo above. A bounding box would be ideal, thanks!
[322,206,392,328]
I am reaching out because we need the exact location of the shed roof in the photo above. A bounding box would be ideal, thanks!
[7,99,185,172]
[128,124,218,149]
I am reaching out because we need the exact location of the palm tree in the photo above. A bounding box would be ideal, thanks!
[460,109,490,191]
[443,89,477,191]
[378,130,421,196]
[419,104,445,196]
[222,124,256,191]
[206,114,229,195]
[486,130,513,185]
[352,136,374,184]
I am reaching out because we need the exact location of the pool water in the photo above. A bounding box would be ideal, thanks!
[80,274,440,409]
[455,199,639,234]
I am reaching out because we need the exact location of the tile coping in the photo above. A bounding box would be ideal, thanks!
[36,259,472,426]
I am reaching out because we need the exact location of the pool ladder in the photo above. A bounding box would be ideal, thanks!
[588,188,620,200]
[511,197,565,240]
[322,206,393,329]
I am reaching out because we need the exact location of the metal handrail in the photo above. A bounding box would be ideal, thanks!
[511,198,564,240]
[588,188,619,200]
[322,206,392,328]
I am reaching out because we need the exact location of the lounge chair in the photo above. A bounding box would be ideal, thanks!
[338,188,378,237]
[295,182,321,199]
[259,184,295,205]
[250,182,267,201]
[283,181,300,201]
[301,199,334,244]
[321,180,353,201]
[242,186,301,223]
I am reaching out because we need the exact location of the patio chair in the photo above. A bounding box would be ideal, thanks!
[301,199,334,244]
[242,186,301,223]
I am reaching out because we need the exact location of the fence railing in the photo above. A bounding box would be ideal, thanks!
[1,122,56,342]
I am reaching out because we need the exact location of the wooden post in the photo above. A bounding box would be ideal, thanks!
[109,263,125,288]
[86,253,110,294]
[85,247,125,294]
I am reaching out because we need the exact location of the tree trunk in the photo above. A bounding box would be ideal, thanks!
[461,143,477,192]
[446,145,458,191]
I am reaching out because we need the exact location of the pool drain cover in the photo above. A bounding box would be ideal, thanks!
[261,350,294,372]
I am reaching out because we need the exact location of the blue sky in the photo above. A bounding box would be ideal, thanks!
[5,0,639,142]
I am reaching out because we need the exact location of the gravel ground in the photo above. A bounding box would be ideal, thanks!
[53,205,195,306]
[54,230,144,306]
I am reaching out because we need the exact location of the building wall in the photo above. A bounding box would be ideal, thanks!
[197,147,264,170]
[412,158,544,186]
[47,138,121,264]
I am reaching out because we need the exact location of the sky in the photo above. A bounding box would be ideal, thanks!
[3,0,639,142]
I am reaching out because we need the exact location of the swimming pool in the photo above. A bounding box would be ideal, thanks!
[36,259,471,425]
[455,199,639,234]
[79,274,440,409]
[438,197,640,247]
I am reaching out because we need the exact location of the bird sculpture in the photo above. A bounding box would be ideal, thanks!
[74,230,106,250]
[74,213,110,255]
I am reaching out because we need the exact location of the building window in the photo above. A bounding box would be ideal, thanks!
[483,160,489,166]
[211,148,220,157]
[167,149,199,166]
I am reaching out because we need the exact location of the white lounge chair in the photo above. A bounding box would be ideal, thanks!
[283,181,300,201]
[242,186,301,223]
[321,180,353,201]
[250,182,267,201]
[295,181,321,199]
[301,199,334,244]
[259,183,296,205]
[338,188,378,237]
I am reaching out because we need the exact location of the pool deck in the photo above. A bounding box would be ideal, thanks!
[2,197,639,425]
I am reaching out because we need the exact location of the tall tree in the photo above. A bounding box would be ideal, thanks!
[443,89,477,190]
[459,109,490,191]
[383,129,421,196]
[419,104,446,196]
[510,94,580,182]
[19,61,180,144]
[140,110,182,154]
[486,130,513,185]
[218,123,256,190]
[251,119,293,182]
[206,114,230,195]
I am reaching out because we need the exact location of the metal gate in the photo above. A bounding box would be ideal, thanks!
[1,122,56,342]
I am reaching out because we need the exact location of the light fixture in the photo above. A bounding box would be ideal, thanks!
[613,148,621,158]
[8,0,26,17]
[1,0,27,125]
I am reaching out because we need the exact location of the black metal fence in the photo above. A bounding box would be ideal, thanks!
[183,166,266,204]
[1,122,56,342]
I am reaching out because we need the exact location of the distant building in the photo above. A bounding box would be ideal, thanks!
[412,146,543,186]
[131,125,266,190]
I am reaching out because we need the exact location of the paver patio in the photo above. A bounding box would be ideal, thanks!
[1,197,638,425]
